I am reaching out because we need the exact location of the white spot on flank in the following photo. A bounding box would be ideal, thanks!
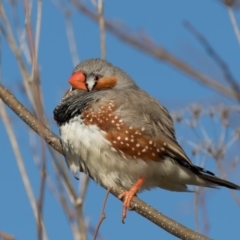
[157,148,160,152]
[113,141,117,144]
[114,116,118,119]
[152,153,155,156]
[130,139,134,142]
[126,130,129,133]
[132,147,135,150]
[161,147,165,151]
[131,135,134,138]
[141,127,145,131]
[129,126,133,129]
[149,140,153,145]
[125,137,128,141]
[138,152,141,155]
[163,142,167,146]
[117,136,121,140]
[126,143,130,146]
[119,119,123,123]
[120,142,123,144]
[136,143,140,147]
[90,119,93,122]
[111,120,115,123]
[135,131,139,135]
[142,148,146,152]
[116,123,120,126]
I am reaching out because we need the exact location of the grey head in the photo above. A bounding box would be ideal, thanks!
[71,58,138,91]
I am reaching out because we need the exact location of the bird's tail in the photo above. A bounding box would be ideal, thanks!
[198,172,240,190]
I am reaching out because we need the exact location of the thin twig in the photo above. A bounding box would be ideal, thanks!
[0,101,48,240]
[52,0,80,66]
[0,231,15,240]
[64,13,80,66]
[37,144,47,240]
[0,4,36,110]
[227,6,240,45]
[80,174,90,200]
[184,21,240,101]
[96,0,106,59]
[93,189,110,240]
[76,174,90,240]
[48,147,85,240]
[35,0,42,61]
[53,167,81,240]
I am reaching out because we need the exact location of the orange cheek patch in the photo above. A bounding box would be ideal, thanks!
[94,76,117,90]
[82,101,169,162]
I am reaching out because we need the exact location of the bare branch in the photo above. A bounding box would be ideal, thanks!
[52,0,80,66]
[35,0,42,61]
[227,6,240,45]
[0,4,36,110]
[95,0,106,59]
[93,189,110,240]
[184,21,240,101]
[0,231,15,240]
[0,101,48,240]
[64,13,80,66]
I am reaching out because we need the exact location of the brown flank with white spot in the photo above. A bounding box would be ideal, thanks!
[82,101,168,161]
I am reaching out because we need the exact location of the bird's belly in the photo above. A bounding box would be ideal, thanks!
[59,116,196,192]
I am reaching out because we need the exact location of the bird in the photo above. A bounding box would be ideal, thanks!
[54,58,240,222]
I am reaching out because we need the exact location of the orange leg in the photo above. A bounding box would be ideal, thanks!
[118,178,145,223]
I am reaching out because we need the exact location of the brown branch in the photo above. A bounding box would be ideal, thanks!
[0,231,15,240]
[0,101,48,240]
[0,83,211,239]
[93,189,110,240]
[0,4,36,110]
[70,0,239,100]
[223,0,235,6]
[37,155,47,240]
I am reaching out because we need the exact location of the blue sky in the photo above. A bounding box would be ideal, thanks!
[1,1,240,239]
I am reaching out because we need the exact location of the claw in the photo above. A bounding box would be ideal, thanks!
[118,178,145,223]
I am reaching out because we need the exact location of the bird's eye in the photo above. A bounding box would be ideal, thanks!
[94,75,100,81]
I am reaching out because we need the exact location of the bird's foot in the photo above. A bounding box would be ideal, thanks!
[118,178,145,223]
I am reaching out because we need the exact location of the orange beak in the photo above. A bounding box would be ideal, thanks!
[68,71,87,91]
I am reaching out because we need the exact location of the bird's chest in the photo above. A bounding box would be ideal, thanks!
[60,115,112,180]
